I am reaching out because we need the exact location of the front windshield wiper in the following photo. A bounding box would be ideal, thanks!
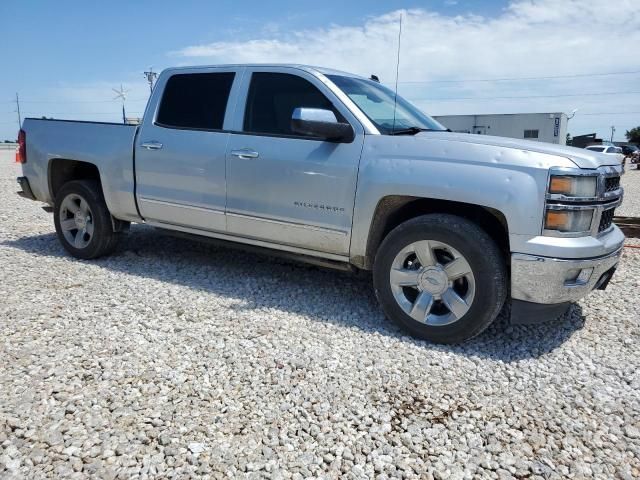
[388,127,447,136]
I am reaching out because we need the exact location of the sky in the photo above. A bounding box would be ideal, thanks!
[1,0,639,142]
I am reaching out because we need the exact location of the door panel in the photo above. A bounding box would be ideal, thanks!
[226,134,362,254]
[136,127,228,231]
[226,67,364,255]
[224,69,365,255]
[135,68,242,232]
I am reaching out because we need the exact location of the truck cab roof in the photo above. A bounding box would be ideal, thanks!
[160,64,368,80]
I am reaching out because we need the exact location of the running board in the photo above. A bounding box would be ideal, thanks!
[153,226,356,272]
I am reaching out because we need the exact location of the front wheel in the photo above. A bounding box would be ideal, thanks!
[373,214,507,344]
[53,180,120,259]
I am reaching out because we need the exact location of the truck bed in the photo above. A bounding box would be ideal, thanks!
[21,118,141,222]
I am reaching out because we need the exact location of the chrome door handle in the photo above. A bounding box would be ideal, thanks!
[230,149,259,159]
[141,141,163,150]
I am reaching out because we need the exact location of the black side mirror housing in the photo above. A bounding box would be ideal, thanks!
[291,108,354,142]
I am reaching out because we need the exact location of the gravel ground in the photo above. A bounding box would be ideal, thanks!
[1,151,639,479]
[618,165,640,217]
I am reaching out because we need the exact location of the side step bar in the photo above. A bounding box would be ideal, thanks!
[154,227,358,273]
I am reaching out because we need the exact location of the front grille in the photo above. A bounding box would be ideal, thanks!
[599,208,615,233]
[605,176,620,192]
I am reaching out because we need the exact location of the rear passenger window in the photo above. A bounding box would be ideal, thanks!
[244,72,342,137]
[156,72,235,130]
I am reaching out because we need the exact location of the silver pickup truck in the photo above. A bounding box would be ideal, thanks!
[16,64,625,343]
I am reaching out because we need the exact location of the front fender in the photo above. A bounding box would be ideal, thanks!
[349,135,576,262]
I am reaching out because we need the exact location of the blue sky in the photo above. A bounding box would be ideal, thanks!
[1,0,639,141]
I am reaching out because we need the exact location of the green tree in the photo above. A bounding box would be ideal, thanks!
[626,126,640,144]
[566,133,572,145]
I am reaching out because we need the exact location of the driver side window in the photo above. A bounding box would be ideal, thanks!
[243,72,342,137]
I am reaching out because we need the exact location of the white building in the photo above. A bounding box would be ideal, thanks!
[433,113,568,145]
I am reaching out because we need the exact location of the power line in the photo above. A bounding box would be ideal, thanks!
[2,69,639,105]
[15,110,635,117]
[578,111,640,116]
[22,98,148,104]
[4,69,640,104]
[398,70,640,84]
[420,91,640,101]
[0,98,148,104]
[21,111,144,116]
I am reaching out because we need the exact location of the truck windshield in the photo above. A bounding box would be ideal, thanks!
[327,75,446,135]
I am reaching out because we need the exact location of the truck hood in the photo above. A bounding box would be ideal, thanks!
[419,132,621,169]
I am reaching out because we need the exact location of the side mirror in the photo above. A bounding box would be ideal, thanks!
[291,108,354,142]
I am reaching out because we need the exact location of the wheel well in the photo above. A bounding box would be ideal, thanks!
[49,159,101,201]
[365,196,509,269]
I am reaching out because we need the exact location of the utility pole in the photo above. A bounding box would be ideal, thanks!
[15,93,21,128]
[565,109,577,146]
[610,125,615,143]
[144,67,158,93]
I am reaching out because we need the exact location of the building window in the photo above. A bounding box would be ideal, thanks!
[524,129,539,139]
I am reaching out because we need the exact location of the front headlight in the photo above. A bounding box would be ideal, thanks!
[548,175,597,198]
[544,208,594,233]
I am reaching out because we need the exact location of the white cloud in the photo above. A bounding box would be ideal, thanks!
[172,0,640,140]
[4,1,638,141]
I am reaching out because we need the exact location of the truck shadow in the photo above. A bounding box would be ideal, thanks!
[3,225,587,362]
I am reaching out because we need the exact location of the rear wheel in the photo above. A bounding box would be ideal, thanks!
[373,214,507,344]
[54,180,120,259]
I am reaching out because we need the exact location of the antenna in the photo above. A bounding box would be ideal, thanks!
[113,84,129,124]
[391,12,403,134]
[15,93,21,128]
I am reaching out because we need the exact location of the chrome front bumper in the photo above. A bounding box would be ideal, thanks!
[511,247,623,305]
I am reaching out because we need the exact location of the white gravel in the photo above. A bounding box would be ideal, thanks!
[1,151,639,479]
[618,165,640,217]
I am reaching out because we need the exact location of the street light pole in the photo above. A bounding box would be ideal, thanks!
[565,109,577,146]
[610,125,615,143]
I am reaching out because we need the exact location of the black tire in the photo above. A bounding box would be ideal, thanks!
[373,214,507,344]
[53,180,120,259]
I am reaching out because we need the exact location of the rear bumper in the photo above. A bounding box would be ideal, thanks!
[17,176,36,200]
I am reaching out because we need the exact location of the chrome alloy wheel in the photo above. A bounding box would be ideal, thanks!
[389,240,476,326]
[59,193,94,249]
